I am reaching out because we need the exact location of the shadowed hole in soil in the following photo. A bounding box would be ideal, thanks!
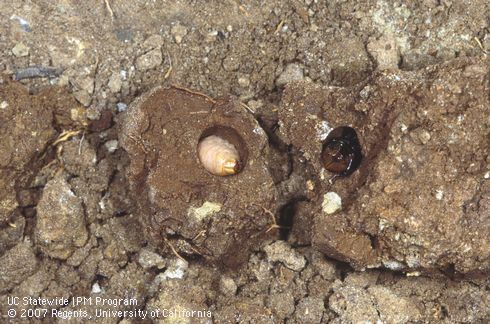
[367,233,379,250]
[278,198,308,241]
[335,259,355,280]
[256,115,288,151]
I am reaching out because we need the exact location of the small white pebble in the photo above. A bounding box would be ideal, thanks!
[383,260,405,270]
[435,190,444,200]
[0,101,8,109]
[104,140,118,153]
[12,42,29,57]
[120,70,127,80]
[484,171,490,179]
[91,282,103,294]
[238,76,250,87]
[406,271,421,277]
[316,120,332,141]
[161,258,189,280]
[253,127,265,135]
[306,180,315,191]
[171,25,188,44]
[418,130,431,144]
[116,102,127,113]
[322,192,342,214]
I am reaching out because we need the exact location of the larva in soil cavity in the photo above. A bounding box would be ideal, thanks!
[198,135,241,176]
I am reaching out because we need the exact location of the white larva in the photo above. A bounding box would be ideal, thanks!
[198,135,241,176]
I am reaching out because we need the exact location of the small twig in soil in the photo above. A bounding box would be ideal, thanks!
[127,134,149,154]
[164,238,187,262]
[473,37,488,55]
[14,66,63,81]
[104,0,115,20]
[240,102,255,115]
[55,145,65,175]
[52,130,82,146]
[188,245,203,256]
[171,85,217,104]
[192,230,207,241]
[78,131,85,155]
[164,50,172,79]
[328,174,339,185]
[275,20,285,34]
[189,111,209,115]
[254,204,289,233]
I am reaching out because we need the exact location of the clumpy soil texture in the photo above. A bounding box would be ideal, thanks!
[120,87,277,267]
[278,59,490,276]
[1,0,490,323]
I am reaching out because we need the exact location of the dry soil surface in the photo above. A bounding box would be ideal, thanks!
[0,1,489,323]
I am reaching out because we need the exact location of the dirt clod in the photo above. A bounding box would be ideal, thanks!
[264,240,306,272]
[120,87,278,267]
[35,176,88,259]
[0,241,38,293]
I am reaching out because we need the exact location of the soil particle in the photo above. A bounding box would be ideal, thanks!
[71,74,96,107]
[368,285,422,323]
[61,139,97,177]
[0,240,38,293]
[276,63,305,87]
[267,291,295,319]
[135,48,163,72]
[323,38,373,86]
[159,258,189,281]
[329,285,380,323]
[104,139,119,153]
[219,276,238,297]
[35,176,88,259]
[367,34,401,70]
[146,264,213,322]
[171,24,188,44]
[321,192,342,214]
[107,72,122,94]
[294,296,326,323]
[264,240,306,272]
[138,248,166,270]
[11,42,29,57]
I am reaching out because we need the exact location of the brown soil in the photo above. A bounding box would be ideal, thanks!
[0,1,489,323]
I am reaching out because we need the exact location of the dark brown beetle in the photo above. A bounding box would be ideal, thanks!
[321,126,362,179]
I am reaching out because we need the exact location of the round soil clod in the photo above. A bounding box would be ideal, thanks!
[120,87,278,267]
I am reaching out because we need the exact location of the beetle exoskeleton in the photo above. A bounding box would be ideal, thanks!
[321,126,362,177]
